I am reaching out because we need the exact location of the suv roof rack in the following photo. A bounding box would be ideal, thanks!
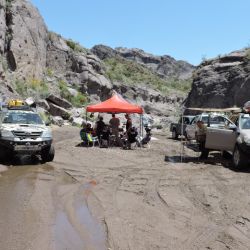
[7,105,32,111]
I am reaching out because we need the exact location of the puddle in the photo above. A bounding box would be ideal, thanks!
[74,199,106,249]
[55,182,107,250]
[55,211,86,250]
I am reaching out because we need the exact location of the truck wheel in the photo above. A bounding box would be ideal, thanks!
[172,129,178,139]
[41,145,55,163]
[0,146,5,162]
[233,145,247,169]
[0,146,11,162]
[222,151,232,159]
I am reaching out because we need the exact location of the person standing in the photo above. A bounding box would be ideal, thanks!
[109,113,120,144]
[195,120,208,159]
[125,114,132,132]
[95,116,105,141]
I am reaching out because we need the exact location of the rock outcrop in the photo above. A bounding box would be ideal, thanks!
[92,45,195,80]
[185,49,250,110]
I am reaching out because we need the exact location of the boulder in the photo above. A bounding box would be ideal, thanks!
[37,99,50,111]
[51,116,64,126]
[48,102,70,120]
[69,116,84,127]
[46,94,72,109]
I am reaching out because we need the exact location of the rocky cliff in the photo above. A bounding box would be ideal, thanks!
[91,45,195,80]
[0,0,194,127]
[184,49,250,111]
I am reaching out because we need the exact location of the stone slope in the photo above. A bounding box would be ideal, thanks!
[91,44,195,80]
[184,49,250,110]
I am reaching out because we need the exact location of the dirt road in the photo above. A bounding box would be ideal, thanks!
[0,126,250,250]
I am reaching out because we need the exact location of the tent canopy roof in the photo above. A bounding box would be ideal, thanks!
[86,94,143,114]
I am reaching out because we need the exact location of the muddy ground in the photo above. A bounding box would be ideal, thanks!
[0,126,250,250]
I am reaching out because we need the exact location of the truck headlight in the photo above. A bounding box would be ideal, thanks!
[42,130,52,138]
[1,130,14,138]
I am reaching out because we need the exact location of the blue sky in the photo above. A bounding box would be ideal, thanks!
[31,0,250,65]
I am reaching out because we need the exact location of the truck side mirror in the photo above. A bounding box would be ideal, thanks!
[229,124,237,131]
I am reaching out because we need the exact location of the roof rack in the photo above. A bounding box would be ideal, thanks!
[5,99,33,111]
[7,105,32,111]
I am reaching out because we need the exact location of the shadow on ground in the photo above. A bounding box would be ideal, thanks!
[164,152,250,173]
[2,155,42,166]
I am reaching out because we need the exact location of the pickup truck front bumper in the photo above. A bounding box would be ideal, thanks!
[0,138,52,154]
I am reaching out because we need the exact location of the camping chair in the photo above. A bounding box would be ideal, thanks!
[92,136,100,147]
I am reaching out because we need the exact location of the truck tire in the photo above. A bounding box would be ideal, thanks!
[233,145,247,169]
[0,146,12,163]
[41,145,55,163]
[172,129,178,139]
[222,150,232,159]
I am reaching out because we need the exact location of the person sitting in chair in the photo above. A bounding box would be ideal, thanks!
[141,126,152,146]
[124,126,138,149]
[80,123,94,146]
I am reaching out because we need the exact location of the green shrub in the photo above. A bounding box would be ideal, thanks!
[46,68,54,77]
[71,93,88,107]
[104,57,192,94]
[66,39,88,53]
[14,78,49,99]
[58,80,88,107]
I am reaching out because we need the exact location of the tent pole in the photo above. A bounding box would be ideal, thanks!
[140,114,142,137]
[180,108,184,163]
[86,110,87,124]
[141,114,143,137]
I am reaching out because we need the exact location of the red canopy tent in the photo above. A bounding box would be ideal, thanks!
[86,94,143,114]
[86,94,144,136]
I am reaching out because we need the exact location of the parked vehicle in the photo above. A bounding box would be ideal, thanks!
[0,100,54,162]
[170,115,195,139]
[185,113,233,140]
[205,112,250,168]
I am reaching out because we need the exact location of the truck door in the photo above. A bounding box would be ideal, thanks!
[205,127,237,151]
[185,116,198,140]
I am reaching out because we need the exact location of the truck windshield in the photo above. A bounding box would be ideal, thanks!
[2,112,44,125]
[240,115,250,129]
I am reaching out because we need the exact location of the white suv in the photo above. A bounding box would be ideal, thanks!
[0,106,54,162]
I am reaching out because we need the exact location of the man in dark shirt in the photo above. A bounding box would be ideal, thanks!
[95,116,105,140]
[125,114,132,132]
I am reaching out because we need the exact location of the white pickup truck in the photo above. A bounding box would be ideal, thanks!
[0,105,54,163]
[205,112,250,168]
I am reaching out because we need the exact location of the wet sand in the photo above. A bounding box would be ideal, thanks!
[0,126,250,250]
